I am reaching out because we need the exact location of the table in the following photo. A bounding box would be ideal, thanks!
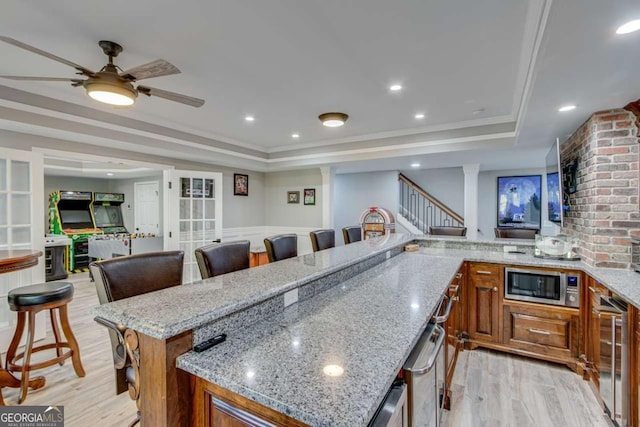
[0,250,46,406]
[249,246,269,267]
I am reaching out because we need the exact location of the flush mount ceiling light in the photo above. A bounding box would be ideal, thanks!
[389,84,403,92]
[616,19,640,34]
[558,104,577,112]
[291,133,300,139]
[411,163,420,168]
[319,112,348,127]
[414,113,425,119]
[245,115,255,122]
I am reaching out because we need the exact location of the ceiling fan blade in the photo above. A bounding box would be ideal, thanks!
[0,75,83,82]
[0,36,95,75]
[121,59,180,81]
[137,85,204,107]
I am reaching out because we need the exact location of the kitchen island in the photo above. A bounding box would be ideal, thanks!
[93,235,640,426]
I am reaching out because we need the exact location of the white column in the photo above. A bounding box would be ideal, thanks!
[463,164,480,240]
[320,166,335,229]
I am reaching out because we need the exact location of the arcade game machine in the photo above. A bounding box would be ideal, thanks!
[49,190,103,272]
[359,207,396,239]
[91,192,128,234]
[88,192,163,260]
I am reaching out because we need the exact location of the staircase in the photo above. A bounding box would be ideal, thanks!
[398,173,464,234]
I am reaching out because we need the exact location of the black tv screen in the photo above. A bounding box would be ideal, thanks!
[60,209,94,229]
[545,139,564,227]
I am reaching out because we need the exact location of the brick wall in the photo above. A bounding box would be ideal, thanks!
[561,108,639,268]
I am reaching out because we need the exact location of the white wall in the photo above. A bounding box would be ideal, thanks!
[264,169,323,228]
[223,170,265,228]
[400,167,464,217]
[334,170,399,245]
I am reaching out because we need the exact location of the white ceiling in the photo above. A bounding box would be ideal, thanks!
[1,0,640,173]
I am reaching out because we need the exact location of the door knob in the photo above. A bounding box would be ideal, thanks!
[493,287,498,292]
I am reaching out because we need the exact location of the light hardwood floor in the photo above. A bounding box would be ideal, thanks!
[1,273,136,426]
[1,273,617,426]
[443,349,614,427]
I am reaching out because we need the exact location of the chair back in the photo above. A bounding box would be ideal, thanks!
[342,226,362,244]
[310,229,335,252]
[494,228,539,239]
[264,234,298,262]
[90,251,184,303]
[429,226,467,236]
[195,240,250,279]
[89,251,184,397]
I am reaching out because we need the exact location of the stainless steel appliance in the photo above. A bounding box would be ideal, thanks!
[370,380,408,427]
[598,295,628,427]
[403,322,445,427]
[504,267,580,308]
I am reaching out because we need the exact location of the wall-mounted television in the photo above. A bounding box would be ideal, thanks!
[545,138,564,227]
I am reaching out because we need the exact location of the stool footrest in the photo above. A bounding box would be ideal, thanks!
[8,343,73,372]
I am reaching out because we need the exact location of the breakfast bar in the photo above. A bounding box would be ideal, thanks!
[92,236,640,426]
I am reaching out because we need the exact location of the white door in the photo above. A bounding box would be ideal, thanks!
[165,170,223,284]
[134,181,160,235]
[0,148,45,349]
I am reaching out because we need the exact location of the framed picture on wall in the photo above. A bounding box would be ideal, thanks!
[234,174,248,196]
[496,175,541,229]
[304,188,316,205]
[287,191,300,204]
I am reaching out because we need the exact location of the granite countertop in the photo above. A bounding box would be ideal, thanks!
[91,234,413,339]
[177,242,640,427]
[177,252,461,427]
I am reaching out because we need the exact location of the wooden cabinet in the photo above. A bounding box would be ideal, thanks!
[192,377,308,427]
[502,301,579,365]
[584,279,610,390]
[444,266,464,407]
[467,263,502,344]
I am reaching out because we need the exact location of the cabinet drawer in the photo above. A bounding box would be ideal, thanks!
[503,302,578,362]
[469,263,501,277]
[511,314,569,349]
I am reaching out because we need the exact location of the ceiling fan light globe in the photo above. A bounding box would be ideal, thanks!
[85,82,136,106]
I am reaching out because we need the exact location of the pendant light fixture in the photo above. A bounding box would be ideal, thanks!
[319,112,348,127]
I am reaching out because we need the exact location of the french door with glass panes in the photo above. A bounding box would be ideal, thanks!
[0,148,45,349]
[165,170,222,284]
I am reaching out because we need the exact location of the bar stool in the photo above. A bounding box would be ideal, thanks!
[6,282,85,403]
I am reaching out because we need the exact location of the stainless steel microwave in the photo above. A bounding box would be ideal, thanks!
[504,267,580,308]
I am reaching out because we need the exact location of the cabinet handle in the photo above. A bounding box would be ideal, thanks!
[588,286,600,295]
[493,287,498,292]
[455,273,462,279]
[448,284,460,295]
[529,328,551,335]
[592,308,601,318]
[452,296,460,301]
[476,270,492,275]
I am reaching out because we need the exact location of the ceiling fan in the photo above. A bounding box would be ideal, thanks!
[0,36,205,108]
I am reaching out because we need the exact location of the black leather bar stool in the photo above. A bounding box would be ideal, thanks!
[264,234,297,262]
[342,226,362,245]
[310,229,335,252]
[6,282,85,403]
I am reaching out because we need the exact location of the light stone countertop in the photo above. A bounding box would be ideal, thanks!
[91,234,413,339]
[177,251,462,427]
[177,242,640,427]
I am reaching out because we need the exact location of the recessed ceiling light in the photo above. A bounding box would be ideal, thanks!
[616,19,640,34]
[389,84,403,92]
[246,371,255,378]
[411,163,420,168]
[411,303,420,309]
[291,133,300,139]
[558,105,576,112]
[245,115,255,122]
[319,112,348,127]
[106,173,114,176]
[414,113,425,119]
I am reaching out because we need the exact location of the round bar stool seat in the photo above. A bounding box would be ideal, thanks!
[6,282,85,404]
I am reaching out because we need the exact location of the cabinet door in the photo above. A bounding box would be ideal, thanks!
[446,269,463,392]
[468,263,501,343]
